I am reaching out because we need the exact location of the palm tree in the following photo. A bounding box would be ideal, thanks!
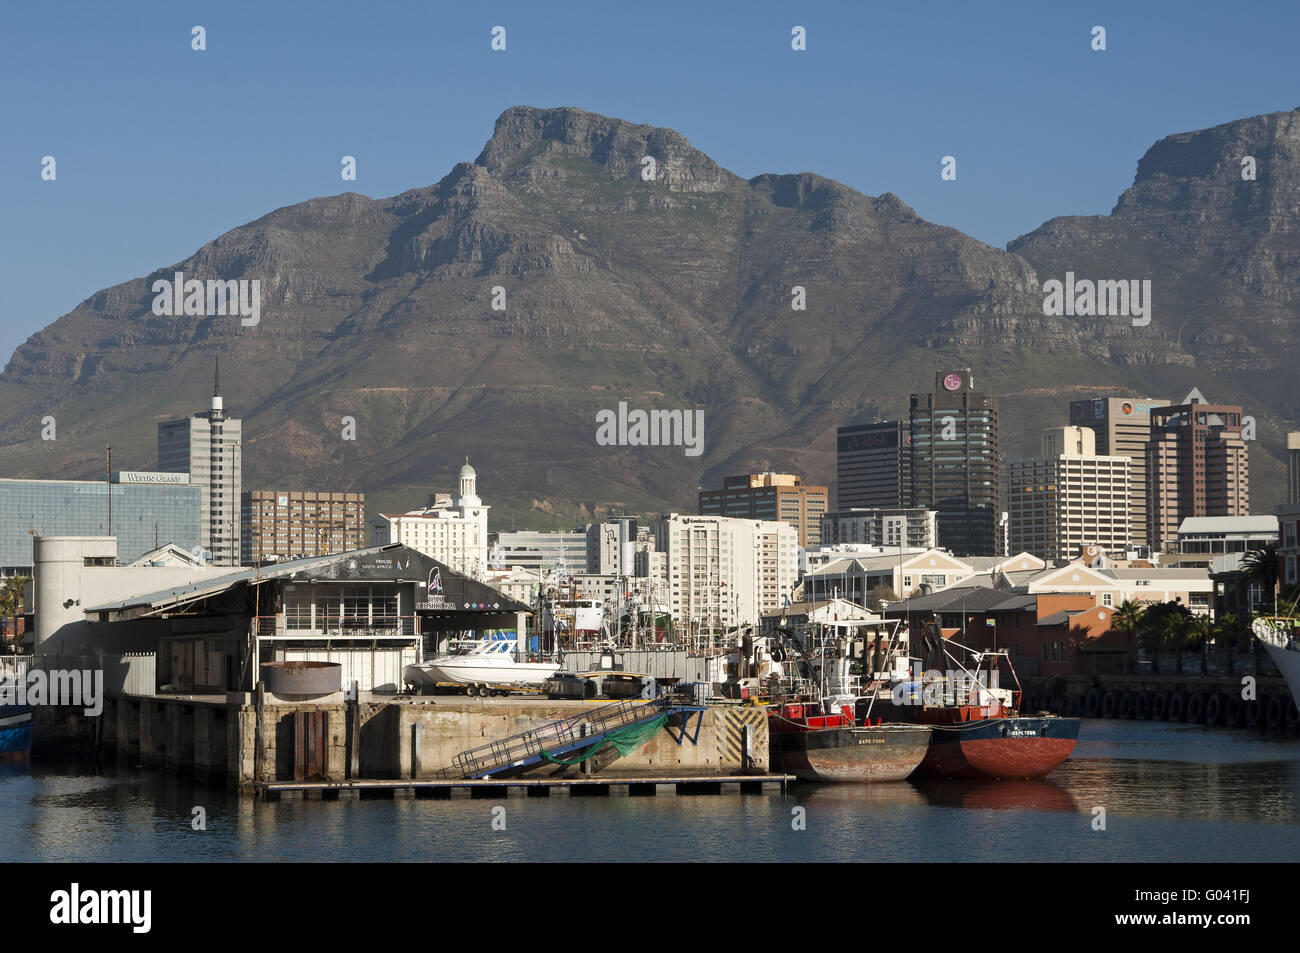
[0,575,30,654]
[1241,543,1280,616]
[1211,613,1247,674]
[1162,614,1191,675]
[1113,600,1144,673]
[1186,614,1212,675]
[1137,614,1162,673]
[0,587,13,653]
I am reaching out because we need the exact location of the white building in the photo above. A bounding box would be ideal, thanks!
[1006,426,1131,564]
[804,548,1047,607]
[820,508,937,550]
[31,536,228,651]
[655,514,798,628]
[1019,561,1213,615]
[1163,515,1279,569]
[918,556,1214,617]
[157,371,242,566]
[372,460,489,580]
[482,565,540,605]
[801,543,930,576]
[490,528,591,574]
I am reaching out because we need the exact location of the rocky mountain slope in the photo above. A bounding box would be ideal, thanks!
[1,105,1295,523]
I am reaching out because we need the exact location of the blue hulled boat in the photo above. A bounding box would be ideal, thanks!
[0,676,33,760]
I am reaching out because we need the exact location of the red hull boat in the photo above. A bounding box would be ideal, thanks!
[914,706,1079,779]
[769,702,932,783]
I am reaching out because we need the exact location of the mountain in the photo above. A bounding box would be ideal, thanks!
[0,105,1295,524]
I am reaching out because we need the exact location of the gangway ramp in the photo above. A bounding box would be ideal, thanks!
[440,697,704,780]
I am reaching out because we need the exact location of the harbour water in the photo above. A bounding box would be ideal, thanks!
[4,720,1298,863]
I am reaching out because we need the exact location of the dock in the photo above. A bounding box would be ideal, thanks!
[256,774,793,801]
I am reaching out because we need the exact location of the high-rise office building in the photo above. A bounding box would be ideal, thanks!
[908,369,1000,556]
[1068,396,1167,548]
[1006,427,1132,563]
[157,364,242,566]
[1146,391,1250,552]
[241,491,366,564]
[835,422,909,509]
[698,472,828,547]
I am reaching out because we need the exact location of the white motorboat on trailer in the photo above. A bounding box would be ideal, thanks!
[404,638,560,695]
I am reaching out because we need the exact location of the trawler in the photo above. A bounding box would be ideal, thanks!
[895,626,1079,780]
[757,619,933,782]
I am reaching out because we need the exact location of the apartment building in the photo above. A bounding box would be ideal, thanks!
[1146,391,1249,552]
[655,514,798,627]
[1068,396,1167,548]
[1006,426,1132,563]
[698,473,828,547]
[241,490,366,564]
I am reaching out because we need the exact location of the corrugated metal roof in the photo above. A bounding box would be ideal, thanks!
[84,544,531,614]
[883,587,1012,614]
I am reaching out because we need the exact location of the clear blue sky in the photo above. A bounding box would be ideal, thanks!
[2,0,1296,365]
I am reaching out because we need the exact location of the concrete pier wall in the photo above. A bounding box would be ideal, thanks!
[35,694,767,794]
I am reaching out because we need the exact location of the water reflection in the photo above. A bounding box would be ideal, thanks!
[1,721,1298,862]
[910,776,1079,813]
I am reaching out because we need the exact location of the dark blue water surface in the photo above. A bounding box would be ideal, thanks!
[3,720,1298,862]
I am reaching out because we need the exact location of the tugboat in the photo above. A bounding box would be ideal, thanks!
[901,630,1079,780]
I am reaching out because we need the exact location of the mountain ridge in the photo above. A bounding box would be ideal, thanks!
[1,104,1296,525]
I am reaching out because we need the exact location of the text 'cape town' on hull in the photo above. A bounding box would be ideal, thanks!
[916,715,1079,780]
[769,705,931,782]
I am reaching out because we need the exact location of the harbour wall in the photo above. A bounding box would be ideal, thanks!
[32,694,769,793]
[1022,674,1299,729]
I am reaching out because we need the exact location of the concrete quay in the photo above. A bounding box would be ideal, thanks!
[32,693,772,794]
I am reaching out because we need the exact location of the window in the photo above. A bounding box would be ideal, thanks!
[1102,592,1113,607]
[285,587,313,630]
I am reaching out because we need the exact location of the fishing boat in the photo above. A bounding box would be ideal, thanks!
[755,618,932,782]
[0,668,33,761]
[404,637,560,694]
[769,702,932,782]
[898,631,1079,779]
[914,704,1079,780]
